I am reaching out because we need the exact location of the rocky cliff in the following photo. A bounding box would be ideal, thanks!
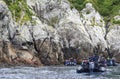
[0,0,120,66]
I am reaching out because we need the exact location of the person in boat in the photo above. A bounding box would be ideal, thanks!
[89,54,99,69]
[65,59,69,65]
[73,59,77,65]
[107,57,117,66]
[99,56,107,67]
[112,57,117,65]
[89,55,93,62]
[69,57,74,65]
[81,59,89,69]
[93,54,99,62]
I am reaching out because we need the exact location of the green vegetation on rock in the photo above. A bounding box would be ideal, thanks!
[113,19,120,24]
[68,0,120,24]
[95,0,120,23]
[4,0,33,25]
[68,0,120,40]
[68,0,86,11]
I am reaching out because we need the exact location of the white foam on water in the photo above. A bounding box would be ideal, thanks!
[0,66,119,79]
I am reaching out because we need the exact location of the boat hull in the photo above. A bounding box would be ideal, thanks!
[76,66,106,73]
[107,59,118,66]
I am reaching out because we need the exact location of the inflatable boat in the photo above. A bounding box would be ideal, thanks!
[76,66,106,73]
[65,58,77,66]
[76,59,106,73]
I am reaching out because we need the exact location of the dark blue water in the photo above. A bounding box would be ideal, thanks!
[0,65,119,79]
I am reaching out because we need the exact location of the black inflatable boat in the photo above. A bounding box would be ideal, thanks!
[76,66,106,73]
[76,59,106,73]
[65,58,77,66]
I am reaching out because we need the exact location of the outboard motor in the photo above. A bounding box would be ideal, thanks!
[89,61,95,72]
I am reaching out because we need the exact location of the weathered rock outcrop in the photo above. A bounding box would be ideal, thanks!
[0,1,42,66]
[106,25,120,61]
[0,0,120,66]
[30,0,107,59]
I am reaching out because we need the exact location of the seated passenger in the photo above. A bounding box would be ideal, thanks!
[73,59,77,65]
[82,59,89,69]
[99,57,107,67]
[93,55,99,63]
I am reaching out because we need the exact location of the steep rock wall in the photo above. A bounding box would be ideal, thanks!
[0,0,120,65]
